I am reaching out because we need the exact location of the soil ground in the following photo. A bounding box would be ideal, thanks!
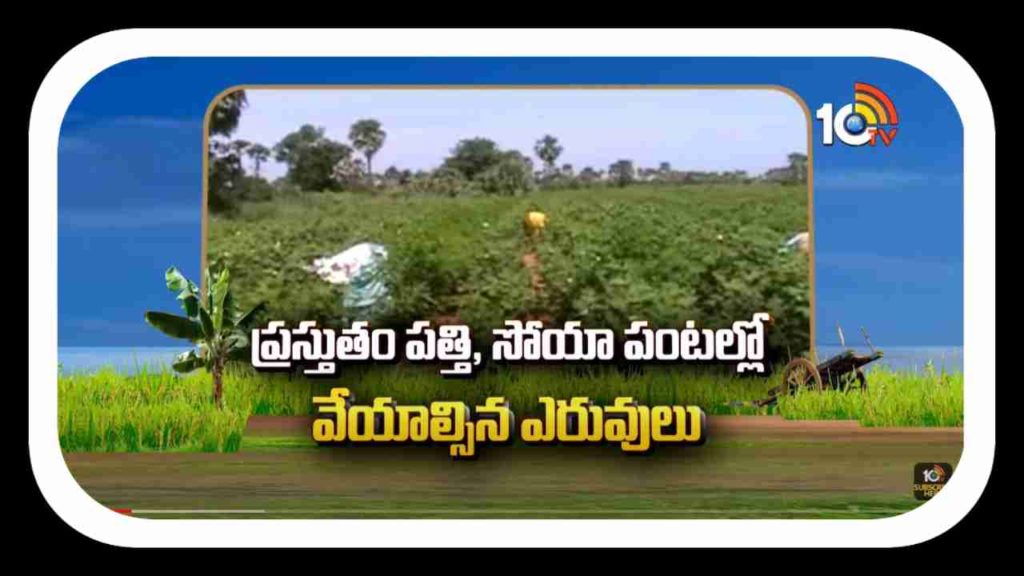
[64,416,962,519]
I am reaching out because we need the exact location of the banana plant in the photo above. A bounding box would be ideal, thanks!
[144,265,265,408]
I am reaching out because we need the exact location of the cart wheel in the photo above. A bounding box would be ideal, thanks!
[780,357,823,395]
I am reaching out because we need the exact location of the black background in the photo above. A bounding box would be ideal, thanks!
[18,16,1006,558]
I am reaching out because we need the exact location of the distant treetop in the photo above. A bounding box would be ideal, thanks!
[209,90,248,137]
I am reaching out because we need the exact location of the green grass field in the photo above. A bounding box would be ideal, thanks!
[209,184,810,357]
[63,183,958,453]
[60,168,966,519]
[778,366,963,427]
[59,363,963,453]
[59,181,963,518]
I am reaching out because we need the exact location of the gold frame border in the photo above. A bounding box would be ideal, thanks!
[202,84,816,356]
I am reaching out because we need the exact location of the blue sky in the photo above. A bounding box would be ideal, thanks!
[233,89,806,179]
[57,57,964,347]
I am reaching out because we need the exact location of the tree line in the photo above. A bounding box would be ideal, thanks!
[209,90,809,213]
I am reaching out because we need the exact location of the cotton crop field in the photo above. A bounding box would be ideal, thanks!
[208,183,811,359]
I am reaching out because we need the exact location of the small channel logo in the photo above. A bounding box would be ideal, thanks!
[816,82,899,147]
[913,462,952,500]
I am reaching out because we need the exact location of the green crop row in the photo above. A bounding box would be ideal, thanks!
[59,361,962,452]
[208,184,810,359]
[777,366,963,427]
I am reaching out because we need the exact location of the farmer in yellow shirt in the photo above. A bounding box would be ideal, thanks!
[523,209,548,240]
[521,208,548,294]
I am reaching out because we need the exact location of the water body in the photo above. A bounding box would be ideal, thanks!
[58,347,184,374]
[815,346,962,373]
[58,346,964,375]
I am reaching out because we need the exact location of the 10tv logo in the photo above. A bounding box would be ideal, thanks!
[816,82,899,147]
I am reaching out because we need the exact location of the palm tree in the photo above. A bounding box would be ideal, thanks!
[246,143,271,178]
[229,140,251,173]
[349,119,387,180]
[533,134,563,175]
[608,159,635,187]
[787,152,808,183]
[210,90,247,137]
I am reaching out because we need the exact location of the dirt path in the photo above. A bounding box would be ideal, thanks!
[521,251,544,294]
[65,416,962,519]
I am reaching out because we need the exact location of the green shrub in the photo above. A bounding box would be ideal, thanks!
[478,155,535,196]
[406,167,476,197]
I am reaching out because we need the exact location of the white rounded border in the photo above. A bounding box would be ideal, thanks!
[29,29,995,548]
